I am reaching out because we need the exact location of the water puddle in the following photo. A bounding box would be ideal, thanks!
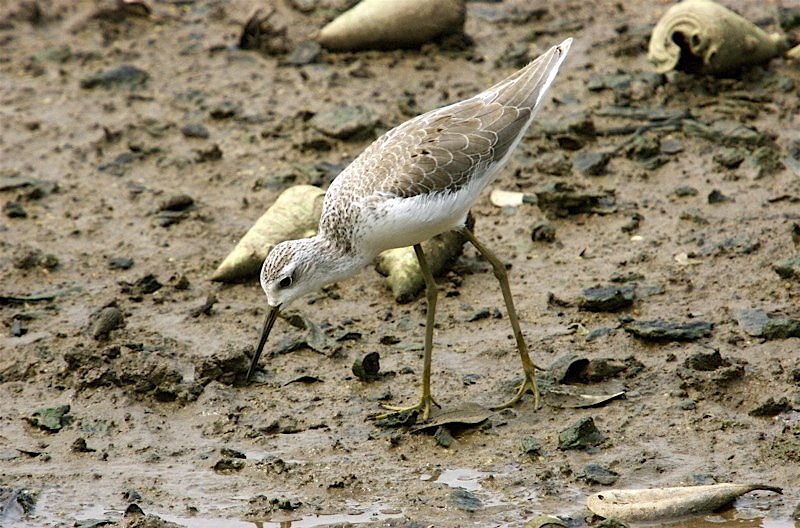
[431,467,488,492]
[69,505,403,528]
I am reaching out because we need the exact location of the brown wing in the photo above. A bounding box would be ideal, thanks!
[323,39,570,216]
[372,98,530,197]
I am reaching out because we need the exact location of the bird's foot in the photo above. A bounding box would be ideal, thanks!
[491,370,541,411]
[378,394,440,421]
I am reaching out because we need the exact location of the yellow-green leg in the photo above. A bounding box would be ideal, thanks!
[461,228,541,410]
[380,243,440,420]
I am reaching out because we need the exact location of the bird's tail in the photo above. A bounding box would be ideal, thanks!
[484,38,572,111]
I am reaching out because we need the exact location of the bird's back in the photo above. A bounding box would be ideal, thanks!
[319,38,572,251]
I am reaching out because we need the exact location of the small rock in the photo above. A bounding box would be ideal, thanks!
[624,319,713,342]
[434,426,455,448]
[194,144,223,162]
[580,463,619,485]
[679,208,708,225]
[773,255,800,281]
[707,189,730,204]
[180,123,209,139]
[660,138,684,155]
[558,416,606,450]
[749,397,792,417]
[684,349,725,371]
[520,436,542,457]
[213,458,245,472]
[534,152,572,176]
[572,151,610,176]
[3,201,27,218]
[596,519,631,528]
[28,404,71,432]
[220,447,246,459]
[352,352,380,381]
[683,119,766,147]
[80,64,149,90]
[282,41,321,65]
[0,488,37,518]
[97,152,141,176]
[449,488,482,512]
[713,147,746,169]
[309,105,377,140]
[108,256,134,270]
[121,274,163,298]
[12,247,59,270]
[71,438,96,453]
[678,399,697,410]
[672,185,698,197]
[240,9,290,55]
[578,285,635,312]
[623,134,660,161]
[736,309,800,339]
[531,220,556,242]
[92,306,125,339]
[159,194,194,212]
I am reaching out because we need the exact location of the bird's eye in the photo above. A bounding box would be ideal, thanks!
[278,276,292,288]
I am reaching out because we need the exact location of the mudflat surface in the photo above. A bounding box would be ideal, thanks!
[1,1,799,527]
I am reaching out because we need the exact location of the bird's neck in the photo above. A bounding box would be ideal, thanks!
[309,234,371,285]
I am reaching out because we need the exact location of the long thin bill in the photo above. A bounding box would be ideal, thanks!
[246,306,279,381]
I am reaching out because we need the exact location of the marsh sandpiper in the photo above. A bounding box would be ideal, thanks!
[248,38,572,420]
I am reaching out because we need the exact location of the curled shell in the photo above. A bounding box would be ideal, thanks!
[648,0,789,75]
[318,0,466,52]
[211,185,325,282]
[587,483,783,522]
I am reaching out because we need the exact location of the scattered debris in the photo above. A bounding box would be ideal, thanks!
[558,416,606,450]
[587,483,783,522]
[648,0,789,75]
[318,0,466,52]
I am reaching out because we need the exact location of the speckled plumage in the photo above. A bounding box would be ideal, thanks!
[250,39,573,414]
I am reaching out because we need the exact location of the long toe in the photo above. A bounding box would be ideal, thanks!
[379,394,439,421]
[492,372,541,411]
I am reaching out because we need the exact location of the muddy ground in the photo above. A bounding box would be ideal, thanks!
[1,0,800,527]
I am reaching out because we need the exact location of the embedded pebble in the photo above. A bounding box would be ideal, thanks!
[683,119,766,146]
[624,319,713,342]
[352,352,380,381]
[449,487,482,512]
[3,201,27,218]
[283,41,321,65]
[71,437,96,453]
[749,397,791,417]
[558,416,606,450]
[531,220,556,242]
[735,309,800,339]
[92,306,124,339]
[578,285,635,312]
[80,64,149,90]
[672,185,698,197]
[434,426,455,448]
[309,105,378,140]
[520,436,542,457]
[180,123,209,139]
[581,463,619,485]
[28,404,71,432]
[773,255,800,281]
[572,151,610,176]
[108,256,134,270]
[159,194,194,212]
[12,247,59,270]
[707,189,729,204]
[683,349,725,371]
